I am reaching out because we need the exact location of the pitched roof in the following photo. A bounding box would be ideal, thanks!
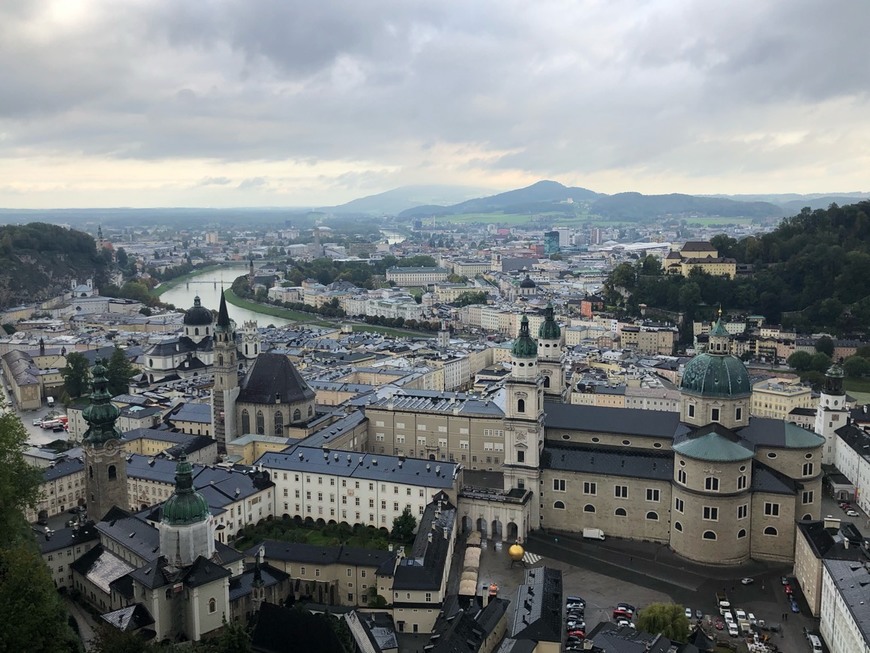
[510,567,562,642]
[544,403,685,439]
[238,352,315,405]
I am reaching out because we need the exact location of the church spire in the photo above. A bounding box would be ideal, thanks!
[82,362,122,445]
[216,290,231,330]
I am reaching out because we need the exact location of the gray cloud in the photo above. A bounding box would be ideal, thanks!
[1,0,869,205]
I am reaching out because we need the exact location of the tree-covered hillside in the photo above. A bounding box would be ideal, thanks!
[604,202,870,335]
[0,223,109,308]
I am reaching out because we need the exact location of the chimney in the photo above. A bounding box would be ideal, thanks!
[443,527,449,540]
[427,532,433,543]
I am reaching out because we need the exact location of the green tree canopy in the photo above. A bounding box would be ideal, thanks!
[62,352,91,399]
[844,355,870,379]
[391,507,417,544]
[815,336,834,357]
[787,351,813,372]
[106,348,136,396]
[810,352,833,373]
[636,603,689,643]
[0,414,81,652]
[454,291,488,307]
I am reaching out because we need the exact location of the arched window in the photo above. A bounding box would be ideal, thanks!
[583,504,595,513]
[149,358,153,367]
[802,513,813,521]
[208,598,216,614]
[195,327,199,336]
[274,411,283,435]
[517,399,526,413]
[108,465,117,480]
[646,511,658,521]
[241,410,250,434]
[674,521,683,532]
[737,529,747,539]
[218,354,223,366]
[293,409,301,422]
[553,501,565,510]
[615,508,627,517]
[256,411,265,435]
[307,405,313,416]
[543,376,551,389]
[764,526,778,536]
[703,530,717,540]
[89,465,94,479]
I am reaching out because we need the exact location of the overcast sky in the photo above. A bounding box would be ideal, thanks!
[2,0,869,208]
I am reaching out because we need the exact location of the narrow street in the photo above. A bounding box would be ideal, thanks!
[64,596,99,651]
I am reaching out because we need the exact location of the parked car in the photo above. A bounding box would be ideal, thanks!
[613,609,632,620]
[791,599,800,613]
[32,418,43,426]
[740,577,754,585]
[734,609,746,621]
[566,596,586,610]
[714,618,725,630]
[566,619,585,631]
[615,618,635,628]
[846,510,860,517]
[684,607,692,619]
[784,583,793,595]
[695,609,703,620]
[728,623,739,637]
[616,603,636,615]
[781,576,789,585]
[566,629,586,639]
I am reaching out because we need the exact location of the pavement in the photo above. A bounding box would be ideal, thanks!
[64,596,98,652]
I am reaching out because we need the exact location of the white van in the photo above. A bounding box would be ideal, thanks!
[47,396,55,407]
[807,634,823,653]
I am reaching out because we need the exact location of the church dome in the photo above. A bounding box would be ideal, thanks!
[680,352,751,398]
[512,315,538,358]
[538,304,561,340]
[519,275,536,289]
[162,455,211,526]
[82,362,122,445]
[183,296,213,326]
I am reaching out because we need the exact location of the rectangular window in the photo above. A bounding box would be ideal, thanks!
[802,462,814,476]
[396,422,405,429]
[688,404,695,418]
[737,475,747,490]
[517,451,524,463]
[417,424,427,431]
[425,592,432,602]
[614,485,628,499]
[703,506,718,521]
[764,502,780,517]
[553,479,566,492]
[802,490,814,504]
[583,482,597,496]
[738,504,748,519]
[677,469,687,485]
[736,407,742,421]
[674,497,684,513]
[711,408,720,422]
[705,477,720,491]
[646,488,660,502]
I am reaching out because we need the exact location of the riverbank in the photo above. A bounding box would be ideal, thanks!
[153,264,228,296]
[224,289,434,338]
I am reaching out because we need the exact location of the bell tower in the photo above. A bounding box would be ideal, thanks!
[815,362,847,464]
[502,315,543,526]
[212,291,240,453]
[537,304,565,401]
[83,362,128,521]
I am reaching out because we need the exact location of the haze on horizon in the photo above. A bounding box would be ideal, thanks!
[2,0,869,210]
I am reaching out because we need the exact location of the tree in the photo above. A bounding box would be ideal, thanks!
[843,355,870,379]
[815,336,834,357]
[636,603,689,642]
[62,352,91,399]
[0,413,80,653]
[810,352,832,373]
[391,507,417,544]
[787,351,813,372]
[106,348,135,396]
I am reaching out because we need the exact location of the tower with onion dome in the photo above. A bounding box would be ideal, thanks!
[159,454,215,567]
[503,315,544,525]
[537,304,565,401]
[83,362,129,521]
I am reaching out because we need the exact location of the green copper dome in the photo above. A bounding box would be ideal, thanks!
[512,315,538,358]
[82,363,123,446]
[162,454,211,526]
[680,352,751,398]
[538,304,561,340]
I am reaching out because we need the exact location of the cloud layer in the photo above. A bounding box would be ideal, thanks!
[1,0,868,207]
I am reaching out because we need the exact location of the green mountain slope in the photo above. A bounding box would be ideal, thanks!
[0,223,109,309]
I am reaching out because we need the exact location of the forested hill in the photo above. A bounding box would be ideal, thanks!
[0,223,109,309]
[605,201,870,335]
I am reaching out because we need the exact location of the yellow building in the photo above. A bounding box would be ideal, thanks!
[751,377,814,420]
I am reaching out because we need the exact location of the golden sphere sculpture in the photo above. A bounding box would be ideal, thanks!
[508,543,525,562]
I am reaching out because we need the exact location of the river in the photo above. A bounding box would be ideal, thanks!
[158,266,296,327]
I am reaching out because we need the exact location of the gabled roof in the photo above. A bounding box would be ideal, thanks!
[510,567,562,642]
[393,495,456,591]
[545,403,685,439]
[238,352,315,405]
[673,424,754,462]
[100,603,155,632]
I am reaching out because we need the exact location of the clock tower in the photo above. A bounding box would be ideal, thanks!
[83,362,128,521]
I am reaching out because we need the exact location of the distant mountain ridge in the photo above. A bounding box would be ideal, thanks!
[320,185,496,215]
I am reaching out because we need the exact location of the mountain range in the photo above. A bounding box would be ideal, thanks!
[324,180,870,221]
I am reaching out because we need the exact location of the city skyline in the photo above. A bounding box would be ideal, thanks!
[2,1,869,208]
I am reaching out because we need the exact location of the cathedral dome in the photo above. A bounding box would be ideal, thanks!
[183,296,213,327]
[519,275,536,289]
[680,352,751,398]
[162,455,211,526]
[512,315,538,359]
[538,304,561,340]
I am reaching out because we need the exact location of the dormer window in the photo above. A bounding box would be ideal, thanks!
[711,408,720,422]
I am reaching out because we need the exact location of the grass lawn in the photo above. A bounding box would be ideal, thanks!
[844,378,870,404]
[233,517,406,553]
[223,289,333,326]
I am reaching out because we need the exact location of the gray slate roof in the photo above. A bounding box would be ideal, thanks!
[542,444,673,481]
